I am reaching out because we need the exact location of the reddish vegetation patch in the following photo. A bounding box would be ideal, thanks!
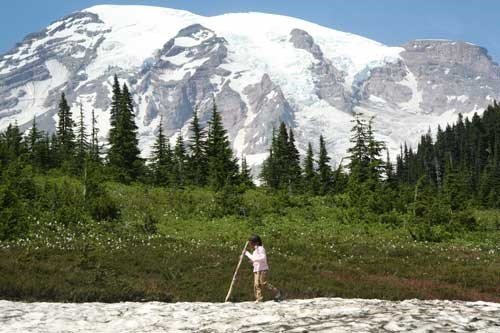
[320,271,500,302]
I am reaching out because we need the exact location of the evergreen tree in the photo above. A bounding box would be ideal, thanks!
[303,142,317,194]
[206,101,238,190]
[150,116,172,186]
[27,116,40,154]
[0,161,36,240]
[38,133,52,170]
[108,75,121,148]
[385,150,395,183]
[48,133,59,169]
[332,159,348,194]
[347,113,369,183]
[260,128,279,188]
[1,123,24,163]
[479,159,500,208]
[107,83,143,182]
[262,123,291,190]
[56,93,75,163]
[366,118,385,181]
[187,110,208,186]
[75,103,89,169]
[317,135,333,195]
[27,117,42,167]
[90,109,101,163]
[173,133,187,187]
[287,128,302,192]
[239,155,254,188]
[260,123,304,192]
[443,164,470,211]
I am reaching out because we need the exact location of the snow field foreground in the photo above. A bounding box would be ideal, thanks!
[1,298,499,332]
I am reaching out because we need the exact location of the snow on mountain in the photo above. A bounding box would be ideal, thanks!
[1,4,499,170]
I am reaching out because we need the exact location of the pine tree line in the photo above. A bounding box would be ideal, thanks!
[0,78,253,190]
[149,101,253,190]
[1,75,500,212]
[260,122,343,195]
[0,97,101,174]
[396,102,500,208]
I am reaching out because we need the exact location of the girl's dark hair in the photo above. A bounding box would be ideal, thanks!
[249,234,262,246]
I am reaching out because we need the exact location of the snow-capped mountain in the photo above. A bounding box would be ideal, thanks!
[1,5,499,168]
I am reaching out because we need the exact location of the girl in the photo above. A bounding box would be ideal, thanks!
[245,234,282,303]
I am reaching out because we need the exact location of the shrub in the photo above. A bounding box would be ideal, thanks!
[143,212,158,234]
[87,192,120,222]
[450,210,477,232]
[378,211,405,227]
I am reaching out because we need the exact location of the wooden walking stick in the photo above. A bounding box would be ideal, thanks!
[224,241,249,302]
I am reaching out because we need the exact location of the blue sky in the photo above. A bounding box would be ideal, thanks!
[1,0,500,62]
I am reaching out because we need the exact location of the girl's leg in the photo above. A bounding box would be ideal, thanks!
[259,271,280,296]
[254,272,264,302]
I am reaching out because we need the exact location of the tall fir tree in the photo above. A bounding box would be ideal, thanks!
[173,133,187,187]
[107,83,143,182]
[385,150,395,183]
[75,103,89,169]
[317,135,333,195]
[27,116,40,154]
[56,93,75,164]
[90,109,101,163]
[260,122,303,192]
[239,155,254,188]
[27,116,42,167]
[347,112,369,183]
[260,128,279,188]
[108,75,121,148]
[48,133,59,169]
[187,109,208,186]
[275,123,289,184]
[150,116,172,186]
[38,133,52,170]
[303,142,317,194]
[287,128,302,192]
[206,101,238,190]
[366,118,386,181]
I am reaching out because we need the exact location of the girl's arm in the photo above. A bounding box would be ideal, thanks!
[244,251,253,260]
[245,247,266,262]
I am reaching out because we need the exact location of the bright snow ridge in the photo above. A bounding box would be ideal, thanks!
[83,4,404,85]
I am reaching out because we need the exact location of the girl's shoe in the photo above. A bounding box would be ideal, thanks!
[274,290,283,302]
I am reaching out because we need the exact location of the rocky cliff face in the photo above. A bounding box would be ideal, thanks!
[1,5,499,169]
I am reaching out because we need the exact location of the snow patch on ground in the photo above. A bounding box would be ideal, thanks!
[0,298,499,332]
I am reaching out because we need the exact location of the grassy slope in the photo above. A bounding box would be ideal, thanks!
[0,180,499,303]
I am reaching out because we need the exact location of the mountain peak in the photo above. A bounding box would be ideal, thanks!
[0,6,499,170]
[83,4,199,18]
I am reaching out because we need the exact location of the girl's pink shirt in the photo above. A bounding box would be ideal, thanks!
[245,245,269,272]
